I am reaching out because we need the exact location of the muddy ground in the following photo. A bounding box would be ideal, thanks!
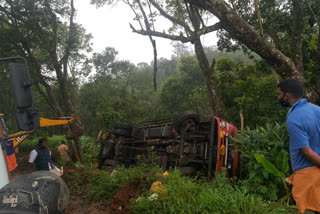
[10,152,137,214]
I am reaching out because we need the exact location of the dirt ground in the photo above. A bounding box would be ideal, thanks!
[10,152,113,214]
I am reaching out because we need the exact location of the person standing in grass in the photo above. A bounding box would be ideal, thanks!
[277,79,320,214]
[57,140,71,164]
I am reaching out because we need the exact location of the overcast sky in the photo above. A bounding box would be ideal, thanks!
[75,1,176,65]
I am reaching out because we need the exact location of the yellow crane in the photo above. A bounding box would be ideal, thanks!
[8,116,76,151]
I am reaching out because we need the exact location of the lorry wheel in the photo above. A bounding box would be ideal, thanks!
[114,123,133,130]
[173,111,199,134]
[112,128,131,137]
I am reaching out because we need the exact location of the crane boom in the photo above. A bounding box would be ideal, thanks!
[9,116,76,149]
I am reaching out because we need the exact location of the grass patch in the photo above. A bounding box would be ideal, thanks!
[132,169,294,214]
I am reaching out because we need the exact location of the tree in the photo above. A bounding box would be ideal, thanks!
[91,0,226,117]
[159,56,208,116]
[215,58,287,128]
[0,0,92,162]
[184,0,320,104]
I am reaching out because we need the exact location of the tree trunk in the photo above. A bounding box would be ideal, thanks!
[63,0,83,162]
[291,0,304,73]
[60,0,75,115]
[193,38,224,117]
[136,0,158,91]
[151,38,158,91]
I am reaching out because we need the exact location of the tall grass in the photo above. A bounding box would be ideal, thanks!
[132,169,292,214]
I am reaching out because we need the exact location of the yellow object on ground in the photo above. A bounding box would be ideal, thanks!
[94,162,99,168]
[162,171,169,178]
[150,180,167,196]
[286,166,320,213]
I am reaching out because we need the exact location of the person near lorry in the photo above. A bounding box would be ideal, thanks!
[28,138,53,171]
[277,79,320,214]
[5,138,18,172]
[58,140,71,164]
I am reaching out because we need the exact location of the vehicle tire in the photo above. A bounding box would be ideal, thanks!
[112,128,131,137]
[173,111,199,134]
[114,123,133,130]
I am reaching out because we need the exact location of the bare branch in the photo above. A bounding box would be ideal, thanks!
[130,23,192,43]
[123,0,145,30]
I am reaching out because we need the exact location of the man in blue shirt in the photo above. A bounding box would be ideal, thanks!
[277,79,320,214]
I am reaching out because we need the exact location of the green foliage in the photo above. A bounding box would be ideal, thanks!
[235,122,291,201]
[158,56,211,117]
[88,163,161,202]
[215,58,287,128]
[89,169,130,201]
[100,105,125,131]
[18,137,39,153]
[132,169,291,214]
[66,145,162,202]
[79,136,96,167]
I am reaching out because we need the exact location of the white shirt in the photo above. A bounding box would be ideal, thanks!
[28,149,52,170]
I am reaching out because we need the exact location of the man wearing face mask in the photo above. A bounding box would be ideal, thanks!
[277,79,320,214]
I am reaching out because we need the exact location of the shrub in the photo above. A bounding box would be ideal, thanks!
[235,122,291,201]
[132,169,292,214]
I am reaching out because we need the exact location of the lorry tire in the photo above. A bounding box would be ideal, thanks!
[114,123,133,130]
[173,111,199,134]
[112,128,131,137]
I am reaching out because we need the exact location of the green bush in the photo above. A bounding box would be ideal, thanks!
[132,169,292,214]
[235,122,291,201]
[79,135,96,167]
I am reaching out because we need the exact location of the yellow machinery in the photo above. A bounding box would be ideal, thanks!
[9,116,76,151]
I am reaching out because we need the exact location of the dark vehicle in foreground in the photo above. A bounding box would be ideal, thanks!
[100,111,239,178]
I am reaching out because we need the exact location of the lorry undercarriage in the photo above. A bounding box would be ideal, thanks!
[100,111,239,178]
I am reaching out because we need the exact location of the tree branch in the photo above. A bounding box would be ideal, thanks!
[148,0,192,33]
[197,22,221,35]
[130,23,192,43]
[184,0,303,81]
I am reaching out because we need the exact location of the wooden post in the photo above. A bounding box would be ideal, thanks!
[239,110,244,179]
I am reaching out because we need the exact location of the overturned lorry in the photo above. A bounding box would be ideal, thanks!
[100,111,239,178]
